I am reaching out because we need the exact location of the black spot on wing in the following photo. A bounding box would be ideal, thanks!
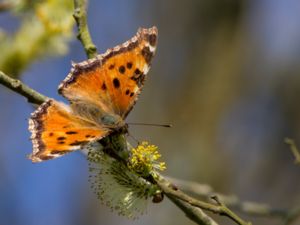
[101,82,107,90]
[51,150,70,155]
[149,34,157,46]
[131,73,145,87]
[39,155,54,160]
[69,140,88,146]
[113,78,120,88]
[127,62,133,69]
[119,65,126,74]
[135,68,141,75]
[57,137,66,141]
[141,46,153,63]
[66,131,77,135]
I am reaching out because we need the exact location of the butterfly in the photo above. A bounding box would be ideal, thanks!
[28,27,158,162]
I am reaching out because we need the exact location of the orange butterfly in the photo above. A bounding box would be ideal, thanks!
[28,27,158,162]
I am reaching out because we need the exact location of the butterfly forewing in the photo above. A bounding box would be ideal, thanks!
[58,27,158,119]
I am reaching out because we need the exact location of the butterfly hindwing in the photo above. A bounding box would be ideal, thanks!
[58,27,158,118]
[28,99,109,162]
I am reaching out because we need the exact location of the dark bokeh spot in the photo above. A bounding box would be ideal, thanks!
[127,62,133,69]
[101,82,107,90]
[119,65,126,74]
[66,131,77,135]
[125,89,130,95]
[113,78,120,88]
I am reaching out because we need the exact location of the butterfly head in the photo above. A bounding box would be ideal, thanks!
[101,114,127,132]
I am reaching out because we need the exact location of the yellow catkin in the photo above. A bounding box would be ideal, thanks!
[129,142,166,174]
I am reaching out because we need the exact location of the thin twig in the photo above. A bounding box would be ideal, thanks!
[0,71,47,104]
[156,177,252,225]
[285,138,300,165]
[166,176,292,219]
[283,206,300,225]
[169,197,219,225]
[73,0,97,59]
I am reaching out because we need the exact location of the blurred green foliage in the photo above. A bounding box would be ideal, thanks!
[0,0,74,77]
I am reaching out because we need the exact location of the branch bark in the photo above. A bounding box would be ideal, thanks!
[285,138,300,165]
[169,197,219,225]
[73,0,97,59]
[156,177,252,225]
[0,71,47,104]
[165,176,293,219]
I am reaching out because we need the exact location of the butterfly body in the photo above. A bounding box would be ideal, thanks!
[28,27,158,162]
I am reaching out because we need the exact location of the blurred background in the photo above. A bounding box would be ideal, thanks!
[0,0,300,224]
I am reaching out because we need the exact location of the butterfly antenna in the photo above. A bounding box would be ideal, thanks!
[127,131,140,145]
[128,122,172,128]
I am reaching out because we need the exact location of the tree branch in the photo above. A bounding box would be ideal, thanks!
[165,176,293,219]
[285,138,300,165]
[73,0,97,59]
[156,176,252,225]
[0,71,47,104]
[169,197,219,225]
[283,207,300,225]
